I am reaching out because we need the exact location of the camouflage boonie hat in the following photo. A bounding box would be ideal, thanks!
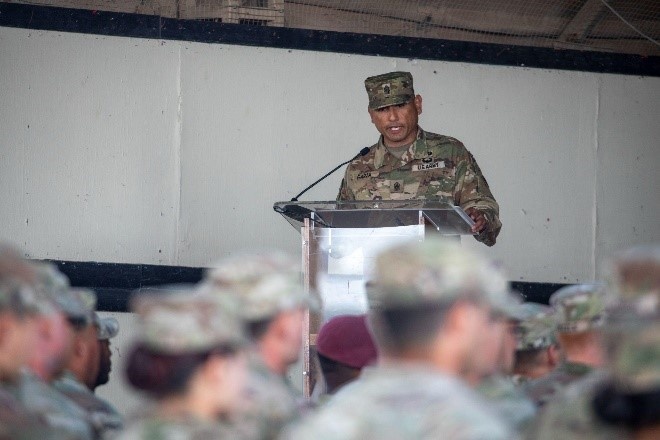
[514,302,557,350]
[131,289,246,354]
[95,313,119,340]
[205,251,320,321]
[550,284,607,333]
[369,238,509,310]
[365,71,415,110]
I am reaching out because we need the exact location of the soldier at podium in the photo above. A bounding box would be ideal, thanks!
[337,71,502,246]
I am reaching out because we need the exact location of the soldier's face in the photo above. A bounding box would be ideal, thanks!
[369,95,422,148]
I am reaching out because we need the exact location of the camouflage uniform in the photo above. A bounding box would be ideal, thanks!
[117,289,247,440]
[17,370,94,440]
[204,252,318,440]
[337,72,501,246]
[286,239,518,439]
[511,302,557,386]
[116,412,234,440]
[230,352,302,440]
[524,284,606,407]
[477,374,536,432]
[527,245,660,439]
[286,363,515,440]
[53,371,123,438]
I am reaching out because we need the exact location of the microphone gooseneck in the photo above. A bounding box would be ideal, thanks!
[290,147,370,202]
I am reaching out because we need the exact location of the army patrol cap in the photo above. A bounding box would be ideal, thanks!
[131,289,246,354]
[365,71,415,110]
[369,238,509,310]
[514,302,557,350]
[66,287,97,326]
[205,251,320,321]
[95,313,119,340]
[603,244,659,392]
[550,284,607,333]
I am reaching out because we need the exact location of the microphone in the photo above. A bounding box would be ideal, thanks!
[290,147,370,202]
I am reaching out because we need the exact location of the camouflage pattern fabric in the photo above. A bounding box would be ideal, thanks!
[364,71,415,110]
[228,352,302,440]
[523,361,594,408]
[16,370,94,440]
[284,363,518,440]
[204,251,319,321]
[53,371,123,438]
[370,237,509,310]
[550,284,607,333]
[337,129,501,246]
[0,384,76,440]
[115,410,235,440]
[477,374,536,432]
[130,289,246,354]
[514,302,557,350]
[526,370,630,440]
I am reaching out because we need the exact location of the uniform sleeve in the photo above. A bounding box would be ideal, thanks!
[454,152,502,247]
[336,174,355,201]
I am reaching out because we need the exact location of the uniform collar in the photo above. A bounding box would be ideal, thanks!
[374,127,425,169]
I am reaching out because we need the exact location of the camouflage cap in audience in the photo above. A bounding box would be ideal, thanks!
[549,284,607,333]
[205,251,319,321]
[66,287,97,326]
[365,71,415,110]
[131,288,246,354]
[514,302,557,350]
[604,244,659,393]
[95,313,120,340]
[0,278,42,316]
[369,238,509,310]
[490,290,525,320]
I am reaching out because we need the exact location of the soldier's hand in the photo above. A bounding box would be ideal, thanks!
[465,208,487,233]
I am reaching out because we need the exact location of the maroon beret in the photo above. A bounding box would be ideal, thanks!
[316,314,378,369]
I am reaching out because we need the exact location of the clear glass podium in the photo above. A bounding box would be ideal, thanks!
[273,200,476,397]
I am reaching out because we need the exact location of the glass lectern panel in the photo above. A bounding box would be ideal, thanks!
[273,200,475,234]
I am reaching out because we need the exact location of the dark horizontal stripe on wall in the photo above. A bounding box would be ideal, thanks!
[1,2,658,77]
[41,259,567,312]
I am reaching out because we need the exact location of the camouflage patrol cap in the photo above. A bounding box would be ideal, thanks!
[369,238,509,310]
[131,289,246,354]
[0,278,42,316]
[205,251,320,321]
[491,290,525,320]
[606,320,660,393]
[365,71,415,110]
[94,313,119,340]
[514,302,557,350]
[603,244,660,392]
[550,284,607,333]
[66,287,97,326]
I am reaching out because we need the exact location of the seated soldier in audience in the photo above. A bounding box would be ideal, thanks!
[0,246,54,439]
[477,293,537,432]
[528,244,658,440]
[511,302,560,385]
[116,288,248,439]
[524,283,607,407]
[18,263,96,440]
[203,251,318,440]
[91,314,119,392]
[284,238,518,439]
[314,314,377,400]
[53,290,123,438]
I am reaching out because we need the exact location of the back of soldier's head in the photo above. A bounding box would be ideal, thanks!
[203,251,319,340]
[367,238,508,356]
[594,244,660,429]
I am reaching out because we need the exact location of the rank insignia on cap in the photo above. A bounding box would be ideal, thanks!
[382,84,391,96]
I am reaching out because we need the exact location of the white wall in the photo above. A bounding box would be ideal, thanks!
[2,27,659,282]
[2,25,659,415]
